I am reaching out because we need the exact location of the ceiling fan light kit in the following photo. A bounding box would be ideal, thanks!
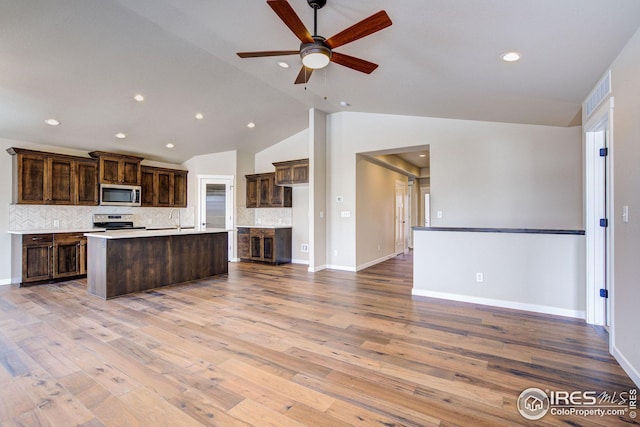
[237,0,392,84]
[300,38,331,69]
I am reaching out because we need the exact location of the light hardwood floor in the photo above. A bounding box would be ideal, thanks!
[0,254,637,426]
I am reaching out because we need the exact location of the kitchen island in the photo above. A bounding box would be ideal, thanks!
[84,228,229,299]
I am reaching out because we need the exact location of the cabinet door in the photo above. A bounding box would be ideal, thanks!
[173,171,188,207]
[140,168,155,206]
[275,166,292,185]
[246,177,258,208]
[263,236,275,262]
[22,234,53,283]
[53,240,80,278]
[122,159,141,185]
[250,235,263,259]
[156,171,174,207]
[18,154,47,203]
[49,157,74,205]
[292,164,309,183]
[237,228,250,259]
[76,160,98,205]
[258,177,271,207]
[100,157,121,183]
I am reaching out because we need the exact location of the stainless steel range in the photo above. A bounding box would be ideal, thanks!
[92,214,145,230]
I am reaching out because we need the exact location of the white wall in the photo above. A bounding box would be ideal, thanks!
[413,229,586,318]
[327,112,583,270]
[607,28,640,386]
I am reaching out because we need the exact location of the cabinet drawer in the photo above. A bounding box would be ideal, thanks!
[23,234,53,246]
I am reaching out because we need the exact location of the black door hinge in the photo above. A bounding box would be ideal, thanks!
[600,218,608,227]
[600,289,609,298]
[599,148,608,157]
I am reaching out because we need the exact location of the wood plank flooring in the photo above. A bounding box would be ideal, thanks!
[0,253,637,426]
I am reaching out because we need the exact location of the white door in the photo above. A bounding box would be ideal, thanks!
[395,180,408,254]
[424,193,431,226]
[585,129,610,327]
[199,175,234,260]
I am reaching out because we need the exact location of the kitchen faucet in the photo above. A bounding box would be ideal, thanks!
[169,208,181,231]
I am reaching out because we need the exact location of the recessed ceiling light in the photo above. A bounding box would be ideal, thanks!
[134,94,145,102]
[419,154,426,158]
[501,52,521,62]
[247,122,256,128]
[339,101,351,107]
[115,133,126,139]
[195,113,204,120]
[44,118,61,126]
[166,143,175,148]
[277,61,290,69]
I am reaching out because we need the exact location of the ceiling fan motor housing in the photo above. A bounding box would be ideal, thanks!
[307,0,327,9]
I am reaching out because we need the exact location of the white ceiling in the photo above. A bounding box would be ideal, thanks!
[1,1,639,164]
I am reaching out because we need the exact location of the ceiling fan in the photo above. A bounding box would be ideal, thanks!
[237,0,392,84]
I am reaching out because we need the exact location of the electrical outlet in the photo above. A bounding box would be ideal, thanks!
[476,272,484,283]
[340,211,351,218]
[377,244,381,251]
[53,219,60,228]
[333,249,338,257]
[437,210,443,219]
[301,244,309,253]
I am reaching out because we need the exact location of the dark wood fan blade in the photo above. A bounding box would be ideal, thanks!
[330,52,378,74]
[326,10,392,49]
[267,0,314,44]
[237,50,299,58]
[294,66,314,84]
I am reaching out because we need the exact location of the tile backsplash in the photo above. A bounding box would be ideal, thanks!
[9,204,194,231]
[237,207,292,227]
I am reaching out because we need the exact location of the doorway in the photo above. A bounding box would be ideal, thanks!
[198,175,234,260]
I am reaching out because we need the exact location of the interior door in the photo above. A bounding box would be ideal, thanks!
[586,129,610,327]
[199,176,234,260]
[395,180,408,254]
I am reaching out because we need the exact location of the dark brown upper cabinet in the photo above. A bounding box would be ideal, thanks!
[140,165,188,208]
[245,172,291,208]
[273,158,309,186]
[7,147,98,205]
[89,151,144,185]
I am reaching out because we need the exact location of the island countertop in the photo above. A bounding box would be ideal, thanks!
[84,227,229,239]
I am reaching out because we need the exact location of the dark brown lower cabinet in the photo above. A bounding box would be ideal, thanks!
[53,232,87,279]
[237,227,291,265]
[22,234,54,283]
[15,232,88,286]
[87,231,228,299]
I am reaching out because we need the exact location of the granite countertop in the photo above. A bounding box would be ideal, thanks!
[84,228,230,240]
[236,225,292,229]
[412,226,585,235]
[9,228,106,235]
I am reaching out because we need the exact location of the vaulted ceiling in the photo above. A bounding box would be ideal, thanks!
[1,1,639,163]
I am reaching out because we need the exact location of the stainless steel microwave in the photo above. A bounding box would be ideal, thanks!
[99,184,141,206]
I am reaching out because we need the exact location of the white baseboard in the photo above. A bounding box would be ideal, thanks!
[411,289,586,319]
[291,259,309,265]
[611,344,640,388]
[325,264,356,272]
[356,253,396,271]
[308,264,327,272]
[0,278,12,286]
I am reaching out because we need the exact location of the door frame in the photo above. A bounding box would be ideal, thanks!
[584,98,614,327]
[198,175,235,260]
